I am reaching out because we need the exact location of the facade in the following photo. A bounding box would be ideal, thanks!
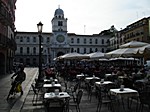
[110,17,150,50]
[0,0,17,75]
[15,8,114,66]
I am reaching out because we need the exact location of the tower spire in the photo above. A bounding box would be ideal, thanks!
[58,5,60,9]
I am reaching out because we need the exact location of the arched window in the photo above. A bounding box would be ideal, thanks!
[71,38,74,43]
[20,37,23,42]
[33,47,36,54]
[47,37,50,43]
[33,37,36,42]
[27,47,30,54]
[95,39,98,44]
[102,39,104,44]
[95,48,98,52]
[20,47,23,54]
[77,38,80,43]
[71,48,74,52]
[90,48,93,53]
[90,39,92,44]
[27,37,30,42]
[77,48,80,53]
[102,48,104,53]
[84,48,86,53]
[84,38,86,44]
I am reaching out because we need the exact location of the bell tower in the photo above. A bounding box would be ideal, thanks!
[51,6,67,33]
[50,7,70,62]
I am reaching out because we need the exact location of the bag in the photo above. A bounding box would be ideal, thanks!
[16,83,22,93]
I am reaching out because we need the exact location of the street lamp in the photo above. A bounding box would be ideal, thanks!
[37,21,43,81]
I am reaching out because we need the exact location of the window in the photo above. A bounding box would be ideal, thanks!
[95,39,98,44]
[33,47,36,54]
[71,38,74,43]
[19,58,23,63]
[77,38,80,43]
[84,48,86,53]
[102,39,104,44]
[47,37,50,43]
[33,58,37,66]
[95,48,98,52]
[90,48,93,53]
[20,47,23,54]
[77,48,80,53]
[84,38,86,44]
[27,37,30,42]
[20,37,23,42]
[90,39,92,44]
[58,21,63,26]
[27,47,30,54]
[71,48,74,52]
[33,37,36,42]
[102,48,104,53]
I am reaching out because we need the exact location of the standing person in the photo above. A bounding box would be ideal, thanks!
[9,64,26,96]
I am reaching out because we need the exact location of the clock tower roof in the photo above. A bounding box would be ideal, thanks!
[54,7,64,16]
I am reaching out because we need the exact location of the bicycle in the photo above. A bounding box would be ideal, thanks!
[7,78,23,100]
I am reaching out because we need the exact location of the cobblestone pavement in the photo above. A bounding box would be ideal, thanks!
[0,67,38,112]
[0,68,149,112]
[21,77,149,112]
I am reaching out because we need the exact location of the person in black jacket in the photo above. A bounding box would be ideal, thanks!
[10,64,26,95]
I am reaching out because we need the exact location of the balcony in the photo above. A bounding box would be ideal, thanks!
[0,34,17,50]
[0,2,14,29]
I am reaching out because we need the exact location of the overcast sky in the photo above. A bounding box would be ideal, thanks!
[15,0,150,35]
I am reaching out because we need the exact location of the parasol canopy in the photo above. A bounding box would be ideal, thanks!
[59,52,89,60]
[106,47,140,58]
[85,52,105,59]
[119,41,149,48]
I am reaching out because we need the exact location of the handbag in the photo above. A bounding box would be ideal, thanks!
[16,83,22,93]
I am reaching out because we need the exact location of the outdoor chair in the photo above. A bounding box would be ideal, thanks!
[44,98,70,112]
[31,84,43,106]
[139,91,150,112]
[96,89,115,112]
[66,82,79,102]
[69,89,83,112]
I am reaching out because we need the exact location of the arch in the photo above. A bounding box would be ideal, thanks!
[0,53,5,75]
[57,52,64,57]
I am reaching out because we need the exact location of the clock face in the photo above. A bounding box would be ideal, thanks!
[56,35,65,43]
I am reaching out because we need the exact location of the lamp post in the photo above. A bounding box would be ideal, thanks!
[37,21,43,81]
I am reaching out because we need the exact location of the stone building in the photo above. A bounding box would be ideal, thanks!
[0,0,17,75]
[110,17,150,50]
[15,7,114,66]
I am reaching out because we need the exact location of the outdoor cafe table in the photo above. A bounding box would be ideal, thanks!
[44,92,70,99]
[44,79,58,84]
[95,81,113,86]
[76,74,85,79]
[43,84,62,92]
[110,88,139,111]
[44,92,70,111]
[43,84,61,88]
[85,77,100,83]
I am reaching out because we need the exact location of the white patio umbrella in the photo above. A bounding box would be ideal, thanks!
[139,44,150,54]
[60,52,89,60]
[106,47,140,58]
[138,44,150,60]
[119,41,149,48]
[85,52,105,59]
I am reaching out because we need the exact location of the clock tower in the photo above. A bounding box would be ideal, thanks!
[51,7,68,44]
[51,7,70,59]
